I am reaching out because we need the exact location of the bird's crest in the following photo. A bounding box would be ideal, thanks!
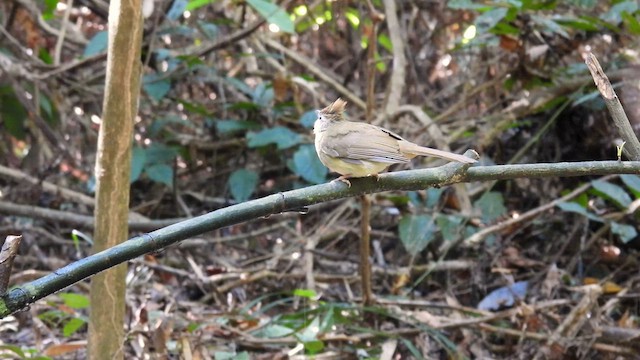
[320,98,347,115]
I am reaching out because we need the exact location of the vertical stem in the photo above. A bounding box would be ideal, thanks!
[359,194,372,305]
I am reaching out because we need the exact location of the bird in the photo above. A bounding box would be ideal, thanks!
[313,98,476,185]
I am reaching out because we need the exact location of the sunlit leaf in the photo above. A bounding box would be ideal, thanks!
[146,164,174,188]
[399,214,436,256]
[63,317,86,337]
[83,31,108,57]
[247,127,302,149]
[591,180,632,208]
[59,293,90,309]
[293,288,317,298]
[601,0,638,24]
[228,169,259,202]
[303,340,325,354]
[290,145,327,184]
[186,0,215,11]
[246,0,295,34]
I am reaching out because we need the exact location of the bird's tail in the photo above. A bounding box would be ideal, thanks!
[399,141,477,164]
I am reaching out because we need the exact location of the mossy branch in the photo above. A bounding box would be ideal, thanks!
[2,157,640,317]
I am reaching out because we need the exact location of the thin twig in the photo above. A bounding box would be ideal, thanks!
[584,52,640,160]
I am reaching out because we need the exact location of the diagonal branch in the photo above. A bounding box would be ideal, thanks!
[3,157,640,317]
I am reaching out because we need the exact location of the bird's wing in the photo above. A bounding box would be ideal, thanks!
[320,122,410,164]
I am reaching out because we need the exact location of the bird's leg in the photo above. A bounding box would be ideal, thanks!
[333,175,352,187]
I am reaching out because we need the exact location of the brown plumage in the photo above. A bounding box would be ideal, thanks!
[313,98,476,178]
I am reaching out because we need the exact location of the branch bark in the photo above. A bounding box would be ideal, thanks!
[3,158,640,317]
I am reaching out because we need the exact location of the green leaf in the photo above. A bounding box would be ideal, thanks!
[214,119,260,134]
[246,127,302,149]
[0,87,28,139]
[143,74,172,102]
[530,15,570,38]
[621,11,640,34]
[167,0,187,21]
[130,146,146,183]
[601,0,638,25]
[436,215,464,242]
[186,0,215,11]
[59,293,90,309]
[146,164,174,188]
[611,221,638,244]
[254,324,294,338]
[556,202,603,222]
[399,214,436,256]
[475,8,508,32]
[290,145,327,184]
[474,191,507,223]
[299,110,317,128]
[83,31,108,57]
[293,288,317,299]
[228,169,259,202]
[591,180,632,208]
[146,144,178,163]
[246,0,295,34]
[621,174,640,197]
[303,340,325,354]
[447,0,489,9]
[0,345,26,358]
[63,317,86,337]
[426,188,445,208]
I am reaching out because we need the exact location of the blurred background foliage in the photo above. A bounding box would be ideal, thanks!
[1,0,640,358]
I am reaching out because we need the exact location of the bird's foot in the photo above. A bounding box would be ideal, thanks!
[334,175,352,188]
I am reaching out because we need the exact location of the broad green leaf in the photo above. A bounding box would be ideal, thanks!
[436,214,464,242]
[228,169,259,202]
[254,324,294,338]
[146,164,174,188]
[399,214,436,256]
[601,0,638,24]
[290,145,327,184]
[59,293,90,309]
[591,180,632,208]
[475,8,508,32]
[251,82,274,107]
[0,87,28,139]
[63,317,86,337]
[621,174,640,197]
[0,345,26,357]
[146,144,178,163]
[447,0,490,9]
[167,0,188,21]
[303,340,325,354]
[130,146,146,182]
[186,0,216,11]
[474,191,507,223]
[530,15,570,38]
[143,74,172,102]
[293,288,317,299]
[246,127,302,149]
[556,202,603,222]
[214,119,260,134]
[377,33,392,52]
[426,188,445,208]
[299,110,317,128]
[83,31,108,57]
[246,0,295,34]
[611,222,638,244]
[622,11,640,34]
